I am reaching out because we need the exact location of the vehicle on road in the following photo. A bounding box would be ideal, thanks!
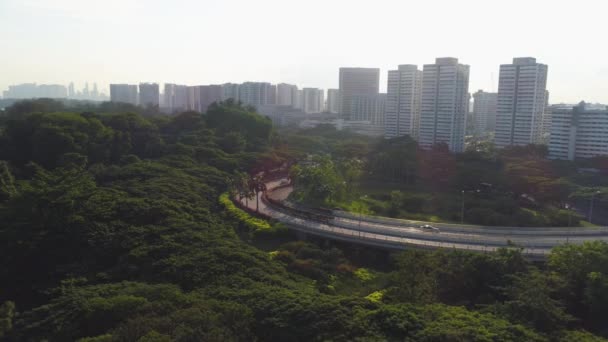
[420,224,440,233]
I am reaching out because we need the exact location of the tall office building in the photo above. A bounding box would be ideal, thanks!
[384,65,422,139]
[419,57,470,153]
[302,88,324,113]
[68,82,75,98]
[277,83,299,106]
[139,83,160,107]
[327,89,340,114]
[238,82,272,108]
[495,57,548,148]
[339,68,380,119]
[549,102,608,160]
[472,90,498,135]
[110,84,138,105]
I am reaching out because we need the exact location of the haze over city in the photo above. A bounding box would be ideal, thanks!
[1,0,607,104]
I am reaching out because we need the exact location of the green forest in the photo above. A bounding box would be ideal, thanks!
[1,100,608,341]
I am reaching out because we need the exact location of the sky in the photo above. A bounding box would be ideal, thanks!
[0,0,607,103]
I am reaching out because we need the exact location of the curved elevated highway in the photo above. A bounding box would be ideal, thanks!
[240,179,608,260]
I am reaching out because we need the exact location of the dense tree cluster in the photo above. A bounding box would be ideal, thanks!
[286,128,607,226]
[0,100,607,341]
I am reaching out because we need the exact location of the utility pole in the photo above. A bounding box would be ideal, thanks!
[461,190,465,224]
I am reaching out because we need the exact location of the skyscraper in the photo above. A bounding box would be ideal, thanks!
[384,65,422,139]
[549,102,608,160]
[238,82,272,108]
[326,89,340,114]
[110,84,138,105]
[277,83,299,107]
[139,83,160,107]
[163,84,189,113]
[339,68,380,119]
[302,88,324,113]
[268,84,277,105]
[221,83,240,102]
[472,90,498,135]
[68,82,75,98]
[495,57,548,148]
[419,57,470,153]
[199,85,223,112]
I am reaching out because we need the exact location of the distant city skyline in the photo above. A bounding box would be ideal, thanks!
[1,0,607,104]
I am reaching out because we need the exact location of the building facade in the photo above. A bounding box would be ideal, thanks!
[339,68,380,119]
[385,64,422,139]
[277,83,299,107]
[221,83,240,102]
[495,57,549,148]
[110,84,138,105]
[419,58,470,152]
[238,82,272,108]
[472,90,498,135]
[139,83,159,107]
[350,94,386,128]
[548,102,608,160]
[302,88,324,113]
[327,89,340,114]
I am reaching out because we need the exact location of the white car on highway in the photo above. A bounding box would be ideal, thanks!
[420,224,440,233]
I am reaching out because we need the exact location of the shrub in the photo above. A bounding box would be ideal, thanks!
[218,192,271,230]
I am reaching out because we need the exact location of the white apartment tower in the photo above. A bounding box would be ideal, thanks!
[385,64,422,139]
[302,88,324,113]
[472,90,498,135]
[327,89,340,114]
[495,57,548,148]
[548,102,608,160]
[277,83,299,107]
[238,82,272,108]
[419,58,470,153]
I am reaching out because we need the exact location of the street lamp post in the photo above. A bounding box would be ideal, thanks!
[460,190,465,224]
[589,191,601,224]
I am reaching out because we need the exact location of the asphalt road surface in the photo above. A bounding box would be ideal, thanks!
[239,179,608,260]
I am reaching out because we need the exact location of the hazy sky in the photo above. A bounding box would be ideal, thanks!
[1,0,607,103]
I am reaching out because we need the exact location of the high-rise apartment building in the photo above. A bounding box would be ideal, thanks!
[199,85,222,112]
[277,83,299,107]
[495,57,548,148]
[139,83,160,107]
[419,57,470,153]
[238,82,272,108]
[385,65,422,139]
[327,89,340,114]
[472,90,498,135]
[110,84,138,105]
[268,84,277,105]
[302,88,324,113]
[549,102,608,160]
[221,83,240,102]
[339,68,380,119]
